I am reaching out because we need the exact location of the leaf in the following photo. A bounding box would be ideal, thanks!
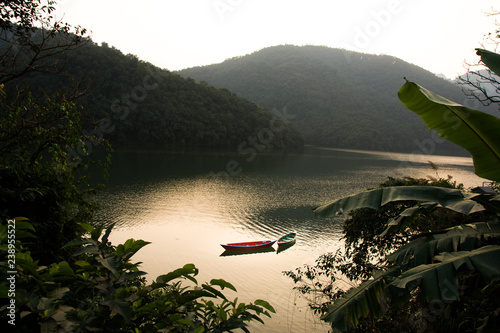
[313,186,481,218]
[180,290,217,303]
[90,225,103,241]
[73,244,100,256]
[398,80,500,182]
[49,287,70,299]
[476,48,500,77]
[389,245,500,304]
[61,238,91,249]
[96,255,119,278]
[175,318,196,329]
[37,297,54,311]
[74,260,92,268]
[20,311,32,319]
[100,299,131,323]
[49,261,76,280]
[471,194,500,214]
[117,271,147,283]
[158,264,199,284]
[40,317,58,333]
[78,223,94,234]
[387,221,500,270]
[321,268,398,331]
[120,239,150,261]
[210,279,237,292]
[101,223,115,245]
[51,305,75,325]
[15,220,36,232]
[380,203,438,237]
[200,284,227,300]
[15,230,36,239]
[254,299,276,313]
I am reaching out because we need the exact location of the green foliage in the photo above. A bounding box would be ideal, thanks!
[16,42,304,152]
[0,87,110,264]
[313,186,485,218]
[0,3,276,332]
[0,219,275,332]
[178,45,481,153]
[398,79,500,181]
[0,0,88,84]
[285,174,500,332]
[476,48,500,76]
[397,48,500,182]
[389,245,500,304]
[286,47,500,332]
[320,268,398,332]
[387,221,500,270]
[0,1,109,265]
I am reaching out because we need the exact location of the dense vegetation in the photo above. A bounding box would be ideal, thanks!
[284,45,500,332]
[0,1,275,331]
[12,42,304,151]
[179,45,495,154]
[1,220,275,332]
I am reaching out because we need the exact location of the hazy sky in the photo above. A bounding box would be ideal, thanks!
[54,0,498,79]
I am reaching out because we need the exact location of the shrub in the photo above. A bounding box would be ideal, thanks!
[0,218,274,332]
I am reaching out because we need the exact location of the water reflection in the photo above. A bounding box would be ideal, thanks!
[95,147,484,333]
[277,242,296,254]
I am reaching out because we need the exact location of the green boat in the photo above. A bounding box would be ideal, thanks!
[277,232,296,246]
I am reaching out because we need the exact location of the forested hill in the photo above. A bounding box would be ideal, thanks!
[10,42,303,151]
[178,45,476,154]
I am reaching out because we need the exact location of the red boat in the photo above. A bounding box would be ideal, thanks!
[220,240,276,251]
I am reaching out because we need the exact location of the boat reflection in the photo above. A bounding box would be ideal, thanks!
[220,246,276,257]
[277,241,296,254]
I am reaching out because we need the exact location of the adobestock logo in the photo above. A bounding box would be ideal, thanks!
[209,106,296,183]
[60,67,168,174]
[212,0,245,21]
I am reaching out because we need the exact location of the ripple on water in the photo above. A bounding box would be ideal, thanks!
[96,148,484,332]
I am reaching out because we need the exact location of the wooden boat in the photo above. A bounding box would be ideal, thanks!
[220,240,276,251]
[277,232,296,246]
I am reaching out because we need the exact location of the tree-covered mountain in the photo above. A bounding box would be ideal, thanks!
[7,41,303,151]
[178,45,484,154]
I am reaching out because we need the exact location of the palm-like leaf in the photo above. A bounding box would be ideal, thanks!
[389,245,500,303]
[387,221,500,270]
[476,48,500,77]
[321,268,398,331]
[315,49,500,332]
[398,80,500,182]
[379,202,438,237]
[313,186,483,218]
[323,244,500,331]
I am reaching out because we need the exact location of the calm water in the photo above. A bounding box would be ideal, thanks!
[94,147,484,332]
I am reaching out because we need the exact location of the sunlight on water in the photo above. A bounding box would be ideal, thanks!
[95,147,484,332]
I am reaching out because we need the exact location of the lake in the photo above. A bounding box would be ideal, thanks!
[94,146,484,332]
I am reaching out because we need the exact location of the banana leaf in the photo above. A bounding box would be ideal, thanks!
[321,268,398,331]
[379,203,438,237]
[387,221,500,270]
[313,186,483,218]
[389,245,500,304]
[398,80,500,182]
[476,48,500,77]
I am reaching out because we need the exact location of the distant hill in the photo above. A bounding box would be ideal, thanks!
[178,45,483,154]
[8,42,304,151]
